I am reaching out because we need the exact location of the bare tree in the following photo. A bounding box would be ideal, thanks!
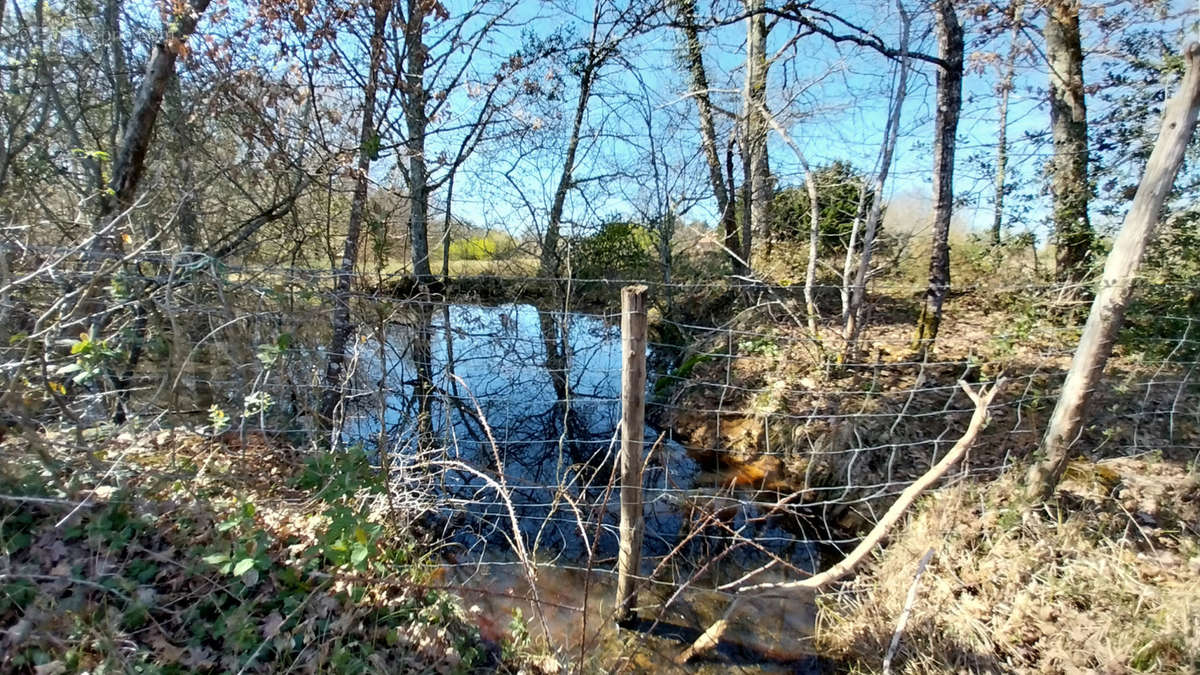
[321,0,391,425]
[402,0,434,282]
[912,0,963,352]
[677,0,742,275]
[540,3,607,279]
[1028,42,1200,500]
[842,0,911,357]
[992,0,1024,247]
[95,0,213,237]
[742,0,770,270]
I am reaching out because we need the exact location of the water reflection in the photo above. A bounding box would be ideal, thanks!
[343,303,816,578]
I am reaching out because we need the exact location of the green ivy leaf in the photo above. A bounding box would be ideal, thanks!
[350,543,368,567]
[233,558,255,576]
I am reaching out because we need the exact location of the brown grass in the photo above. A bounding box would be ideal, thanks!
[816,457,1200,673]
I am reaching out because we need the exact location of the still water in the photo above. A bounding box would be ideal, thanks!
[342,303,822,667]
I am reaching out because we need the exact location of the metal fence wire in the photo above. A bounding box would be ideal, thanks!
[2,244,1198,627]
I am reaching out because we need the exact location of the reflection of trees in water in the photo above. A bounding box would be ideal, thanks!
[412,302,435,453]
[347,303,637,561]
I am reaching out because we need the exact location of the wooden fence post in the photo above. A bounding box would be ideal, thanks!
[1028,42,1200,501]
[616,284,648,625]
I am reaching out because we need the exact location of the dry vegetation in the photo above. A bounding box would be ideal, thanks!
[816,456,1200,673]
[0,431,548,673]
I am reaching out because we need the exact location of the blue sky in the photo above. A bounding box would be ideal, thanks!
[181,0,1199,246]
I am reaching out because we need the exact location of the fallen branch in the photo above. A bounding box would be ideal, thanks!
[676,378,1004,664]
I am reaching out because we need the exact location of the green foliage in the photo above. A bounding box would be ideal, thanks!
[770,161,876,255]
[203,500,270,584]
[1122,210,1200,362]
[310,504,383,571]
[293,449,383,499]
[738,335,781,358]
[0,437,502,674]
[572,220,657,280]
[54,330,121,385]
[255,333,292,368]
[447,232,516,261]
[502,607,533,663]
[207,404,230,434]
[652,352,714,399]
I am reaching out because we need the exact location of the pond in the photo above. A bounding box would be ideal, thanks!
[341,302,819,613]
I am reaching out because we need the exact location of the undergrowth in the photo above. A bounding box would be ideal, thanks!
[816,457,1200,673]
[0,430,536,674]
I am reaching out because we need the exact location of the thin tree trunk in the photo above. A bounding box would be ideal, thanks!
[166,77,199,251]
[843,0,910,358]
[69,0,210,344]
[1045,0,1092,284]
[677,0,740,275]
[540,64,593,279]
[743,0,769,268]
[95,0,212,237]
[441,171,455,283]
[405,0,433,283]
[912,0,963,352]
[992,0,1023,247]
[803,169,820,334]
[1027,42,1200,501]
[103,0,130,157]
[679,0,738,272]
[840,185,868,324]
[320,0,389,426]
[541,6,603,279]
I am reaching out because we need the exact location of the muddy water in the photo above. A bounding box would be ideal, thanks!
[443,562,822,673]
[343,303,822,668]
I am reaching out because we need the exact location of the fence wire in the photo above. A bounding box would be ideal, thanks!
[2,243,1198,641]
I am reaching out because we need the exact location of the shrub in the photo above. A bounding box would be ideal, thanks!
[1123,209,1200,361]
[571,220,657,280]
[770,161,877,256]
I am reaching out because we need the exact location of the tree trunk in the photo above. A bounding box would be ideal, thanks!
[103,0,129,157]
[95,0,212,236]
[320,0,389,426]
[992,0,1024,247]
[1045,0,1092,283]
[405,0,433,283]
[166,76,199,251]
[743,0,769,268]
[1027,42,1200,501]
[843,0,911,357]
[912,0,962,352]
[540,63,593,279]
[677,0,740,275]
[541,6,604,279]
[71,0,210,338]
[803,168,820,333]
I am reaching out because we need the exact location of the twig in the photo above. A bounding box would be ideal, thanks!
[883,547,935,674]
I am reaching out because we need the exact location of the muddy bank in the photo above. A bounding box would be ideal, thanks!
[650,294,1200,536]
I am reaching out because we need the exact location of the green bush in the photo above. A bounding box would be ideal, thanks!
[571,220,658,280]
[1122,210,1200,361]
[770,161,877,256]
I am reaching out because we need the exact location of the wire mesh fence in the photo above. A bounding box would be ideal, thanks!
[2,240,1198,660]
